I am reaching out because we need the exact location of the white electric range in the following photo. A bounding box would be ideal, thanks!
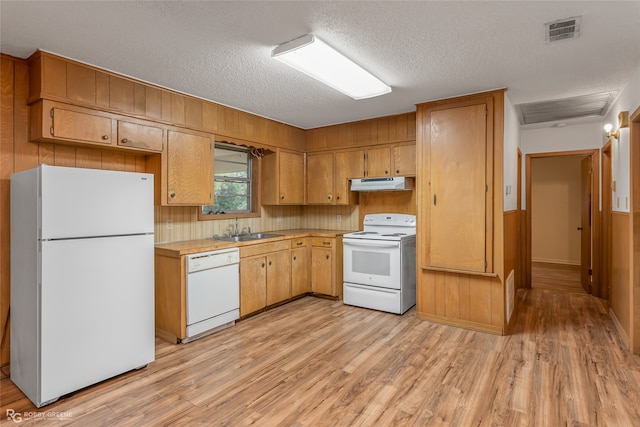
[343,213,416,314]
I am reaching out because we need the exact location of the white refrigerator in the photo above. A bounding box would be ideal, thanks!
[10,164,155,408]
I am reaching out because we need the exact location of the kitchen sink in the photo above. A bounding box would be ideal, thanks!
[212,233,282,242]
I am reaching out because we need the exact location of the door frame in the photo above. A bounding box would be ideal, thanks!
[630,107,640,353]
[602,140,613,301]
[525,149,601,292]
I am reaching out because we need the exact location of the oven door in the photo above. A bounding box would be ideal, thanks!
[343,238,401,289]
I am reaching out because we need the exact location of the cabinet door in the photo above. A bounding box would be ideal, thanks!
[166,130,213,205]
[335,150,364,205]
[279,151,305,204]
[430,104,487,272]
[266,250,291,305]
[393,144,416,176]
[291,245,310,296]
[117,120,164,152]
[51,107,113,145]
[240,255,267,316]
[311,246,334,296]
[306,153,334,204]
[366,147,391,177]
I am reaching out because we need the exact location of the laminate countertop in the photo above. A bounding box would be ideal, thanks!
[155,229,354,258]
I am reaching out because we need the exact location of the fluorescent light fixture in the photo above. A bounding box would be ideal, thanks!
[272,34,391,100]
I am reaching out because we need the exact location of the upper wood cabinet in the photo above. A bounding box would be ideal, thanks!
[366,146,392,177]
[393,143,416,176]
[146,129,215,206]
[306,152,335,204]
[261,149,305,205]
[28,50,305,151]
[30,99,164,154]
[334,149,364,205]
[117,120,164,152]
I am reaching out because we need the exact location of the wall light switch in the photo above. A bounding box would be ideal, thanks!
[336,214,342,223]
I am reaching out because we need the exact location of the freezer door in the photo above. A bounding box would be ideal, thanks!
[39,234,155,404]
[39,165,153,239]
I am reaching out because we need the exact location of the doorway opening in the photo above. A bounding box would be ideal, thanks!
[525,149,601,295]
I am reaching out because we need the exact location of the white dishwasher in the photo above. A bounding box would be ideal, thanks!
[185,248,240,342]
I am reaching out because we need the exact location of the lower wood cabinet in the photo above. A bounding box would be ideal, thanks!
[311,237,343,298]
[291,238,310,296]
[240,241,291,317]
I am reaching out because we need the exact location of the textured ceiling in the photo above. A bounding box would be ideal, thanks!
[1,1,639,129]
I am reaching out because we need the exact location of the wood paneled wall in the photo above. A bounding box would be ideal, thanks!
[610,212,631,347]
[305,112,416,151]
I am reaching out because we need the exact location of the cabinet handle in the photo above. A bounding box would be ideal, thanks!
[269,261,272,266]
[326,255,330,260]
[293,256,297,260]
[280,195,285,200]
[433,194,436,205]
[323,241,330,245]
[121,138,128,144]
[336,196,340,200]
[296,242,303,246]
[396,169,400,174]
[327,195,332,200]
[262,263,265,268]
[102,135,109,140]
[385,170,389,175]
[170,192,176,198]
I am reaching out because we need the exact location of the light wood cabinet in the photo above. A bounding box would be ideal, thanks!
[30,99,165,154]
[240,241,291,316]
[266,250,291,305]
[311,237,343,298]
[335,150,364,205]
[154,253,186,343]
[393,143,416,176]
[240,255,268,316]
[366,146,391,177]
[306,152,335,204]
[416,89,504,335]
[164,130,214,206]
[117,120,164,152]
[30,99,115,147]
[291,238,310,296]
[262,149,305,205]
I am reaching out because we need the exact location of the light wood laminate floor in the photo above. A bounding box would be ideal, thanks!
[532,261,585,294]
[2,289,639,426]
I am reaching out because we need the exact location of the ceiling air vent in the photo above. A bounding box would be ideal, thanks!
[515,91,618,125]
[545,16,581,43]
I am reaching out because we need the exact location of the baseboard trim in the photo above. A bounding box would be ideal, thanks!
[609,308,631,351]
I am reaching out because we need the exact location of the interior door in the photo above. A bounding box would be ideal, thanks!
[429,104,487,272]
[580,155,592,293]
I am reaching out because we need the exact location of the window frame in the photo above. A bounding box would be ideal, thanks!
[198,142,261,221]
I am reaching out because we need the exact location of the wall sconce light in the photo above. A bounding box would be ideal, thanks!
[604,111,629,139]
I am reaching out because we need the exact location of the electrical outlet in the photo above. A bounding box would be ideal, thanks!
[166,218,173,230]
[336,214,342,223]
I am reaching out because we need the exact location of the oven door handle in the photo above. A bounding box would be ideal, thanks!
[343,240,400,249]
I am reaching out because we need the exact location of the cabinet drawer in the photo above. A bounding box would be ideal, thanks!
[240,240,289,258]
[311,237,334,248]
[117,120,164,152]
[290,238,308,248]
